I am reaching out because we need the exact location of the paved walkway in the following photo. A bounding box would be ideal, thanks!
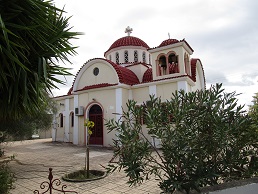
[3,139,161,194]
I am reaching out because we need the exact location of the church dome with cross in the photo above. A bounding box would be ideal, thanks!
[104,26,150,65]
[104,36,150,55]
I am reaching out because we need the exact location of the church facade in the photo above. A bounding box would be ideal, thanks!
[52,27,206,147]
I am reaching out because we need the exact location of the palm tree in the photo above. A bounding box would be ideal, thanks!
[0,0,81,120]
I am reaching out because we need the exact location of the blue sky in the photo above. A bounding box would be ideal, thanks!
[53,0,258,109]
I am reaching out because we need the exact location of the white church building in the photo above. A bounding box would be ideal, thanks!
[52,27,206,147]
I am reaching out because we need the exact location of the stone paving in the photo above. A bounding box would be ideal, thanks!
[3,138,162,194]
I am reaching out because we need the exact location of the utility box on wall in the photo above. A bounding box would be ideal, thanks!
[75,106,84,116]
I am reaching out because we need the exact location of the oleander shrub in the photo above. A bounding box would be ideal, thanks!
[106,83,258,194]
[0,163,14,194]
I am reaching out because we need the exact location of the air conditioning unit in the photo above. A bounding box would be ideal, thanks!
[75,106,84,116]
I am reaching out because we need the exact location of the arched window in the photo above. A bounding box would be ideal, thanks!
[70,112,74,127]
[168,53,179,74]
[115,52,119,64]
[159,55,167,73]
[59,113,63,128]
[124,50,128,63]
[134,50,138,62]
[142,52,146,63]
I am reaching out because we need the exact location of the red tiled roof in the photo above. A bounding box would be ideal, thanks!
[67,87,73,95]
[191,58,206,86]
[148,39,194,52]
[158,39,179,47]
[104,36,150,55]
[106,59,140,85]
[191,59,198,82]
[75,83,118,92]
[142,68,153,83]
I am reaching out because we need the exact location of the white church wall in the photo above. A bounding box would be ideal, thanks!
[73,94,79,144]
[69,98,74,111]
[156,82,178,102]
[132,87,149,104]
[77,62,118,90]
[64,99,70,142]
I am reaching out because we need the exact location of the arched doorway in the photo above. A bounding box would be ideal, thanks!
[88,105,103,145]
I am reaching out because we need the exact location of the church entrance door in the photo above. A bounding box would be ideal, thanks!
[88,105,103,145]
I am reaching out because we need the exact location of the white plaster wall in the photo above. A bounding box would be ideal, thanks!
[177,81,188,92]
[149,85,157,97]
[132,87,149,104]
[73,95,79,144]
[77,62,118,90]
[157,82,178,101]
[64,98,70,142]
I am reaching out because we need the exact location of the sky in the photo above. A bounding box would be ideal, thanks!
[53,0,258,109]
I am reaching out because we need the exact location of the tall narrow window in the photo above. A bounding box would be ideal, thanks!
[134,50,138,62]
[116,52,119,64]
[109,55,112,61]
[124,50,128,63]
[59,113,63,128]
[142,52,146,63]
[158,55,167,76]
[70,112,74,127]
[149,54,151,64]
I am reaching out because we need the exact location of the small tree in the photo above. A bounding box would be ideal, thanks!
[106,83,258,194]
[0,93,57,141]
[84,119,94,178]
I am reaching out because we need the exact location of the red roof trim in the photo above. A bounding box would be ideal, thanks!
[191,58,206,87]
[148,39,194,52]
[75,83,118,92]
[125,62,151,68]
[141,70,197,84]
[67,87,73,95]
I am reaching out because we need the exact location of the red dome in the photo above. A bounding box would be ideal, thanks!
[104,36,150,55]
[142,68,153,83]
[158,39,179,47]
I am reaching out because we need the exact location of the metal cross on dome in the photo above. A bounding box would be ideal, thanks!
[125,26,133,36]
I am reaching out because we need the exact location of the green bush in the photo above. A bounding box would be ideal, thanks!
[106,84,258,194]
[0,163,14,194]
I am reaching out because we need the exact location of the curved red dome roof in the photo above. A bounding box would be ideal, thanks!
[159,39,179,47]
[142,68,153,83]
[104,36,150,55]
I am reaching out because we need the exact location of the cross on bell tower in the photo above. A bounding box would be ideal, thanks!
[125,26,133,36]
